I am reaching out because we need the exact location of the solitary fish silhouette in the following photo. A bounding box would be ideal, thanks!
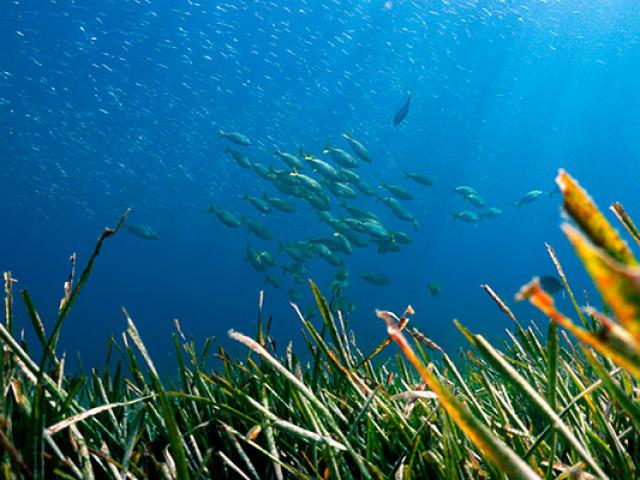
[393,91,412,126]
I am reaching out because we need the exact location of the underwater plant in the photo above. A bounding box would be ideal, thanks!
[0,169,639,479]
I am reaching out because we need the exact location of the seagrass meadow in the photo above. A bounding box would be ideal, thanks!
[1,170,640,479]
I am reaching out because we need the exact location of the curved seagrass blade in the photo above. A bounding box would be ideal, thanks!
[378,309,543,480]
[556,169,636,266]
[562,223,640,344]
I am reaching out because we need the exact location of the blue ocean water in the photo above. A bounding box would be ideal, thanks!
[2,0,640,371]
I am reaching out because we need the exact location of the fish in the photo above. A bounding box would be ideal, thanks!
[380,182,414,200]
[289,288,303,303]
[317,211,342,230]
[333,267,350,281]
[452,210,480,223]
[246,243,266,273]
[391,231,413,244]
[271,171,305,197]
[480,207,503,219]
[279,242,312,263]
[324,180,357,199]
[363,220,390,240]
[311,241,333,257]
[342,133,372,163]
[339,228,369,248]
[219,129,251,146]
[338,168,361,184]
[275,148,305,170]
[241,194,271,214]
[282,262,307,277]
[330,278,349,293]
[393,91,412,126]
[321,251,344,267]
[354,182,377,196]
[125,223,159,240]
[243,217,273,241]
[404,171,433,186]
[313,239,344,267]
[290,170,322,191]
[333,232,353,255]
[466,194,485,208]
[264,274,282,288]
[263,194,295,213]
[517,190,543,207]
[344,218,366,233]
[540,276,564,295]
[360,272,390,286]
[304,191,331,211]
[304,155,342,181]
[380,197,419,227]
[224,146,252,169]
[453,186,477,197]
[427,281,442,296]
[206,204,243,228]
[340,202,379,221]
[257,250,276,267]
[333,297,356,314]
[253,163,276,181]
[376,238,401,254]
[323,147,359,168]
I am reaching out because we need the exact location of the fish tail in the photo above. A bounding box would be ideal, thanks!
[404,170,411,179]
[278,241,285,254]
[206,203,215,214]
[218,129,226,137]
[451,212,459,222]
